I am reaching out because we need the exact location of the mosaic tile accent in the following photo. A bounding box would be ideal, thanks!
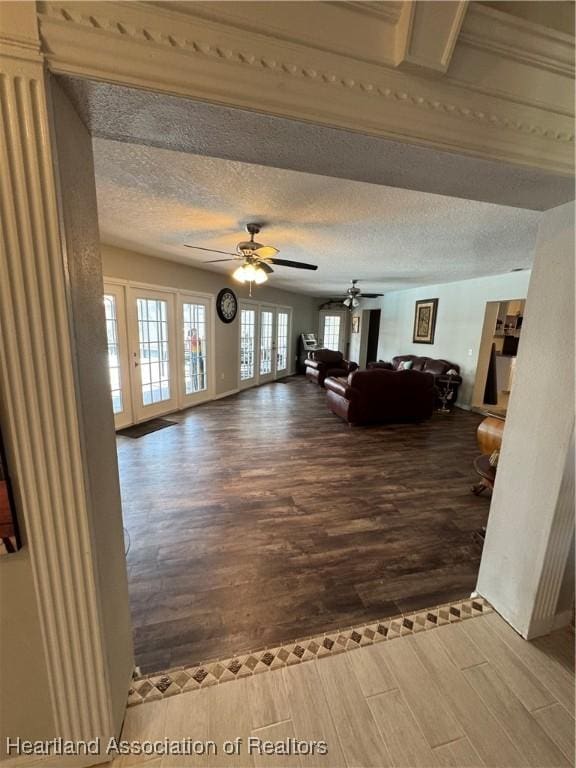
[127,596,493,707]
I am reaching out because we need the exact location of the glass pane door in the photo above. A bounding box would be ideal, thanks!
[259,308,275,383]
[239,305,257,388]
[276,310,290,376]
[181,298,211,406]
[103,283,132,429]
[129,288,178,421]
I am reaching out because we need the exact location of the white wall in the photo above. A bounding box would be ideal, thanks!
[376,271,532,406]
[477,202,575,637]
[102,245,319,395]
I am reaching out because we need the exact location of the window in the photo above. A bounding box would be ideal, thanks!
[276,311,289,372]
[104,294,123,414]
[260,310,274,375]
[240,309,256,380]
[323,314,341,351]
[183,302,208,394]
[136,298,171,405]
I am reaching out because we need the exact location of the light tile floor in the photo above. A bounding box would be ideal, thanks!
[110,613,574,767]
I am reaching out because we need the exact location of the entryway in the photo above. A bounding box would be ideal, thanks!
[472,298,526,417]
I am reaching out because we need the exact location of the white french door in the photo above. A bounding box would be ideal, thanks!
[180,295,212,407]
[319,309,346,352]
[239,303,292,388]
[128,287,178,421]
[259,306,276,384]
[103,284,133,429]
[239,304,258,389]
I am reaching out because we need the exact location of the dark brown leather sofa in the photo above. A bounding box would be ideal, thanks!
[305,349,358,387]
[368,355,462,406]
[324,368,435,425]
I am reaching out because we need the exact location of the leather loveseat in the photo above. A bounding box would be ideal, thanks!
[305,349,358,387]
[368,355,462,407]
[324,368,435,425]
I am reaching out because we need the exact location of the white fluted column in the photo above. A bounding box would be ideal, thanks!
[0,2,131,748]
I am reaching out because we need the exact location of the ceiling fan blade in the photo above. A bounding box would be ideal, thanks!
[254,245,279,258]
[361,293,384,298]
[204,258,240,263]
[258,261,274,274]
[183,245,237,256]
[269,258,318,271]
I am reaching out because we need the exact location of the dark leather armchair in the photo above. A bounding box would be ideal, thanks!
[324,368,434,425]
[305,349,358,387]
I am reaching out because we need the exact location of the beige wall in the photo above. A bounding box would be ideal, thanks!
[101,245,319,395]
[0,548,56,757]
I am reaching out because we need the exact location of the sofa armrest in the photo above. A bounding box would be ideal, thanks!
[305,359,321,370]
[324,376,352,399]
[345,361,359,373]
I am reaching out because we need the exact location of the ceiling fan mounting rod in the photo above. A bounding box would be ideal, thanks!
[246,222,262,237]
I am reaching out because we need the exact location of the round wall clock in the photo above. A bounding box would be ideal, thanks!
[216,288,238,324]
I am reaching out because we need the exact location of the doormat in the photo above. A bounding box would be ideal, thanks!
[118,418,177,439]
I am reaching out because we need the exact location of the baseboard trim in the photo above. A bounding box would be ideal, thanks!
[213,388,240,400]
[526,608,574,639]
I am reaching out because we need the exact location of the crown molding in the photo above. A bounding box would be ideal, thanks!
[335,1,402,23]
[461,4,575,78]
[37,1,574,175]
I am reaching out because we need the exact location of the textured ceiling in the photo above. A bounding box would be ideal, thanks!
[94,138,541,296]
[63,77,574,212]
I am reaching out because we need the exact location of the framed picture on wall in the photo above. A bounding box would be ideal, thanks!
[0,428,21,555]
[351,316,360,334]
[413,298,439,344]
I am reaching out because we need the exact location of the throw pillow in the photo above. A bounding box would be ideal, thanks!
[398,360,413,370]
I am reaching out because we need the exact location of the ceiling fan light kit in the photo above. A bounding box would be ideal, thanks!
[233,263,268,285]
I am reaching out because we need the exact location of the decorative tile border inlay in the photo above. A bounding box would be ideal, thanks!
[127,596,493,707]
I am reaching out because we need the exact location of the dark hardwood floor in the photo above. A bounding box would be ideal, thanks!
[118,376,490,674]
